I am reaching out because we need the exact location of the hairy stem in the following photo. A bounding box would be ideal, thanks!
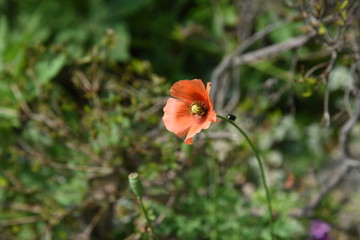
[138,197,158,240]
[217,115,275,239]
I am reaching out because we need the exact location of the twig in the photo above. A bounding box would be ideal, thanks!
[340,92,360,158]
[4,171,33,194]
[74,71,92,92]
[211,34,313,111]
[154,195,176,225]
[298,89,360,217]
[212,21,287,86]
[10,84,33,116]
[235,0,261,40]
[211,21,292,111]
[11,84,68,131]
[0,216,40,227]
[300,158,360,217]
[45,224,52,240]
[304,62,328,79]
[233,35,313,66]
[322,51,338,127]
[49,162,114,176]
[77,207,107,240]
[11,203,42,214]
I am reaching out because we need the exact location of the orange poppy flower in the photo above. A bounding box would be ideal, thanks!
[162,79,218,144]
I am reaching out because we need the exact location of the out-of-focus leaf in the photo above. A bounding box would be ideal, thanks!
[0,107,17,118]
[301,90,313,97]
[116,0,150,16]
[53,175,87,207]
[270,22,302,42]
[318,23,327,35]
[257,13,301,43]
[36,54,66,86]
[109,23,130,61]
[249,60,292,82]
[0,81,19,116]
[0,16,8,58]
[274,216,305,238]
[338,0,348,10]
[329,66,352,91]
[0,175,8,187]
[222,4,237,26]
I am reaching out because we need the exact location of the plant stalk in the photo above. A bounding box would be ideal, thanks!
[138,196,158,240]
[217,114,275,239]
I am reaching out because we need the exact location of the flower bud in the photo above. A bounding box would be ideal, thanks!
[128,172,142,198]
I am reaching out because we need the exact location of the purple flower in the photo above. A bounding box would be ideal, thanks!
[308,220,331,240]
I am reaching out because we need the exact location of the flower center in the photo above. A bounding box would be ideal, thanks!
[189,102,206,116]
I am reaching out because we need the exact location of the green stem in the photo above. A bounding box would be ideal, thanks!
[209,152,219,240]
[217,115,275,239]
[138,196,158,240]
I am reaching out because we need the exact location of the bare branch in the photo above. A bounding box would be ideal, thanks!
[211,21,287,90]
[297,75,360,217]
[233,35,313,66]
[299,158,360,217]
[154,194,176,225]
[10,84,33,116]
[340,92,360,158]
[0,216,40,227]
[211,22,311,111]
[76,207,107,240]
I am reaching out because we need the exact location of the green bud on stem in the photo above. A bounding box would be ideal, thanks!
[128,172,143,198]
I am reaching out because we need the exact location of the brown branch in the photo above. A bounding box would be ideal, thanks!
[211,21,287,86]
[299,158,360,217]
[10,84,33,116]
[210,21,292,111]
[0,216,40,227]
[322,51,338,127]
[297,85,360,217]
[340,92,360,158]
[45,224,53,240]
[154,194,176,225]
[11,203,42,214]
[211,32,313,111]
[232,34,313,66]
[76,207,107,240]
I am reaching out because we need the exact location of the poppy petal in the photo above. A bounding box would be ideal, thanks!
[170,79,207,103]
[207,108,218,123]
[184,119,213,144]
[206,82,212,95]
[205,82,214,109]
[163,98,194,137]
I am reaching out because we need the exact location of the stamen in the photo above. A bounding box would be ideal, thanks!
[189,102,206,116]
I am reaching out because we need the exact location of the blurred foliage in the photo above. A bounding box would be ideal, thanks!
[1,0,360,239]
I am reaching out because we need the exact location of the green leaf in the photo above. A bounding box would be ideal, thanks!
[109,23,130,61]
[0,107,18,119]
[0,16,8,58]
[318,23,327,35]
[305,77,317,85]
[53,176,87,207]
[249,60,293,82]
[339,0,348,10]
[36,54,66,86]
[116,0,150,16]
[301,90,313,97]
[0,175,8,187]
[270,23,295,42]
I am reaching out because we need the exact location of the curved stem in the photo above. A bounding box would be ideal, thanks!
[138,196,158,240]
[217,115,275,239]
